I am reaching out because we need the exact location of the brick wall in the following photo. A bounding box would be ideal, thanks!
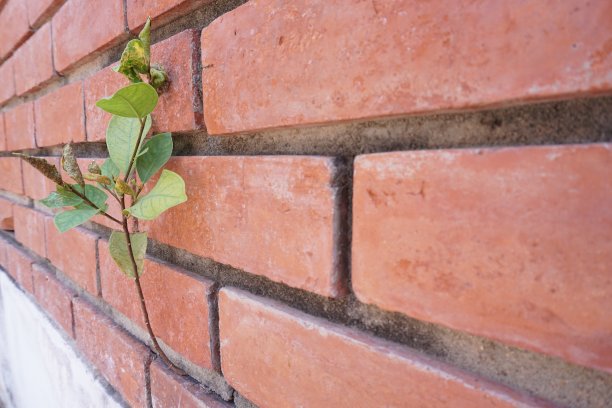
[0,0,611,407]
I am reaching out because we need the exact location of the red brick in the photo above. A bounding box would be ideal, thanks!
[353,143,612,373]
[0,236,8,268]
[150,361,230,408]
[73,297,150,407]
[0,0,30,59]
[0,157,23,195]
[13,205,47,258]
[26,0,64,28]
[52,0,127,73]
[0,198,13,231]
[23,156,60,201]
[13,23,55,95]
[0,113,6,151]
[35,82,85,147]
[219,288,548,407]
[142,156,342,297]
[99,239,214,369]
[5,243,34,293]
[32,263,75,336]
[127,0,212,31]
[4,102,36,150]
[202,0,612,135]
[45,219,98,294]
[0,58,16,104]
[83,67,127,142]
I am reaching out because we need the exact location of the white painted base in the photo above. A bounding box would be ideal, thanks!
[0,271,122,408]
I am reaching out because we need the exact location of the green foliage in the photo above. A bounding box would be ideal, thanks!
[71,184,108,209]
[40,186,83,208]
[128,169,186,220]
[54,207,99,232]
[96,83,158,118]
[114,18,152,85]
[101,158,120,189]
[109,231,148,278]
[136,132,172,183]
[106,115,152,174]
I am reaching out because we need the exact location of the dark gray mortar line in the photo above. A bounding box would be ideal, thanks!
[144,353,153,408]
[206,282,222,373]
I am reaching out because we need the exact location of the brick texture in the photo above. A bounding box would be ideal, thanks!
[219,288,548,407]
[26,0,64,28]
[5,244,34,293]
[353,144,612,373]
[143,156,342,297]
[35,82,85,147]
[45,220,98,295]
[13,205,47,258]
[150,361,230,408]
[52,0,126,73]
[83,67,127,142]
[0,236,8,268]
[0,113,6,151]
[73,297,150,407]
[0,58,16,104]
[0,198,13,231]
[202,0,612,134]
[99,241,214,369]
[127,0,212,31]
[32,263,75,336]
[13,22,55,95]
[23,156,60,201]
[4,102,36,150]
[0,157,23,195]
[0,0,30,59]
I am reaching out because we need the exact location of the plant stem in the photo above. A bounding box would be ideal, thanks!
[120,195,186,376]
[65,184,122,225]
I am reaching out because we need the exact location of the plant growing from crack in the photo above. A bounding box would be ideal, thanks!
[16,18,187,375]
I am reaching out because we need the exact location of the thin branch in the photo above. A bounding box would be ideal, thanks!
[65,184,122,225]
[124,117,147,183]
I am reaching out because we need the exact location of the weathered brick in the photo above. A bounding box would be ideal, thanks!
[13,205,47,258]
[32,263,75,336]
[353,143,612,373]
[45,219,98,294]
[52,0,127,73]
[127,0,212,31]
[150,361,230,408]
[73,297,150,407]
[5,243,34,293]
[4,102,36,150]
[0,157,23,194]
[0,236,8,268]
[142,156,342,297]
[0,113,6,151]
[202,0,612,135]
[0,58,16,104]
[13,22,55,95]
[26,0,64,28]
[83,67,127,142]
[0,0,30,59]
[99,240,214,369]
[35,82,85,147]
[219,288,548,407]
[0,198,13,231]
[22,156,60,201]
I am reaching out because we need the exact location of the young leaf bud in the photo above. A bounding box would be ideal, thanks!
[115,179,135,196]
[62,143,85,187]
[13,153,63,185]
[88,161,102,175]
[83,172,112,185]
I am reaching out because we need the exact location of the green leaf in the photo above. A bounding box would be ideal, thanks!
[106,115,152,175]
[39,186,83,208]
[116,38,148,83]
[71,184,108,209]
[101,158,120,189]
[96,83,158,118]
[149,66,167,90]
[54,207,99,232]
[139,17,151,66]
[109,231,148,278]
[128,170,187,220]
[136,133,172,183]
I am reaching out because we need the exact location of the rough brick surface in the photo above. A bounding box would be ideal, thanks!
[73,297,150,407]
[202,0,612,134]
[0,198,13,231]
[4,102,36,150]
[0,157,23,195]
[13,205,47,258]
[143,156,342,297]
[26,0,64,28]
[5,244,34,293]
[0,0,30,59]
[99,241,214,369]
[35,82,85,147]
[83,67,127,142]
[45,220,98,295]
[32,263,75,336]
[127,0,212,30]
[0,58,16,104]
[353,144,612,373]
[22,156,60,201]
[13,23,55,95]
[52,0,126,73]
[219,288,548,407]
[0,114,6,151]
[150,361,230,408]
[0,236,8,268]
